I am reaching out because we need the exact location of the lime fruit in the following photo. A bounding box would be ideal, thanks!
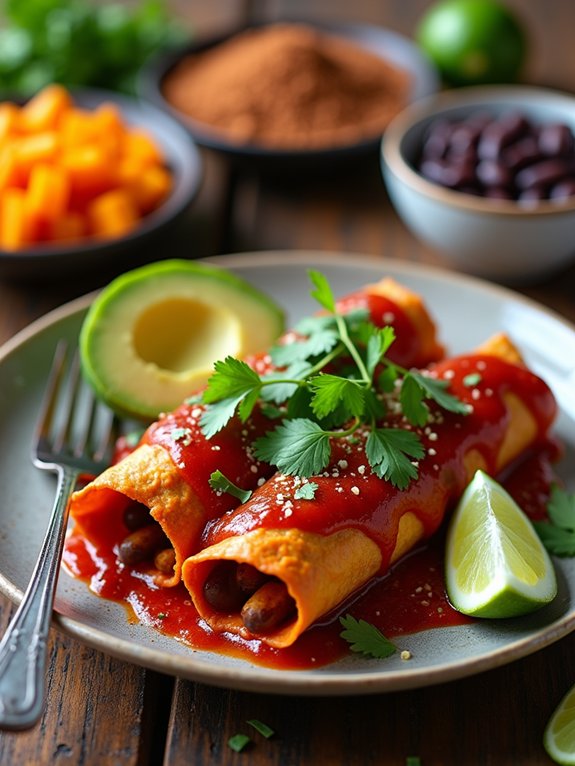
[445,469,557,618]
[544,683,575,765]
[416,0,527,86]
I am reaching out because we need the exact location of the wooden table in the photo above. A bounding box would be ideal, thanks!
[1,2,575,764]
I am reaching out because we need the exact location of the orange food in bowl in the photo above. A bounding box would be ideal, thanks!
[0,84,173,251]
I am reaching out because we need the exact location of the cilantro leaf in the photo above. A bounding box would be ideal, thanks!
[203,357,261,404]
[366,326,396,378]
[378,364,398,393]
[247,719,275,739]
[409,371,470,415]
[308,374,365,420]
[339,614,397,659]
[308,269,336,312]
[200,397,242,438]
[533,522,575,556]
[254,419,331,477]
[271,329,339,367]
[533,486,575,556]
[400,374,430,427]
[209,470,252,504]
[463,372,482,387]
[228,734,251,752]
[548,484,575,529]
[294,482,319,500]
[294,313,336,336]
[366,428,425,489]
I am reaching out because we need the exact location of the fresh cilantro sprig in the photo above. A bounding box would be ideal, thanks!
[200,270,468,489]
[208,470,252,504]
[534,485,575,556]
[339,614,397,659]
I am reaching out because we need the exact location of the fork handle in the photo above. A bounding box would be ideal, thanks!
[0,465,79,730]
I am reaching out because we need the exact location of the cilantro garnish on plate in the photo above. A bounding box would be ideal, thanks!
[200,270,468,489]
[534,485,575,556]
[339,614,397,659]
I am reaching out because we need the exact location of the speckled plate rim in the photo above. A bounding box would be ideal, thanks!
[0,251,574,697]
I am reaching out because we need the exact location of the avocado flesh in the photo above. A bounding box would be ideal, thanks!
[80,260,285,420]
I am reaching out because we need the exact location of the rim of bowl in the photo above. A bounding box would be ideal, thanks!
[0,86,203,262]
[381,84,575,217]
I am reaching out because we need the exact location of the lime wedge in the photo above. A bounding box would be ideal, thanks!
[445,470,557,618]
[544,683,575,765]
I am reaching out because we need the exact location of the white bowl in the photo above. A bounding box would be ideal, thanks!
[381,86,575,283]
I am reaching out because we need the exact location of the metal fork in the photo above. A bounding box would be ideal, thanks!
[0,340,118,730]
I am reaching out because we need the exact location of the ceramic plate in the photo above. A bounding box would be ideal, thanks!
[0,252,574,696]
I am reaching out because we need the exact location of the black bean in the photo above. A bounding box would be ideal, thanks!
[515,159,575,190]
[123,501,152,531]
[420,158,475,188]
[476,159,513,188]
[538,123,574,157]
[517,186,548,206]
[203,561,246,612]
[501,136,541,171]
[118,523,169,565]
[549,179,575,201]
[236,563,269,594]
[477,113,530,160]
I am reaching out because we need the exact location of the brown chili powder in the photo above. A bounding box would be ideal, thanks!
[162,23,411,150]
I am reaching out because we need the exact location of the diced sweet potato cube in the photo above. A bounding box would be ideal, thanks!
[0,103,21,142]
[0,188,31,249]
[129,165,172,213]
[87,189,139,238]
[26,164,70,221]
[19,84,73,133]
[0,147,25,189]
[61,145,115,196]
[13,132,59,182]
[123,129,164,165]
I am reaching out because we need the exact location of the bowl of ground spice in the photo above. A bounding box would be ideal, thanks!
[139,20,439,169]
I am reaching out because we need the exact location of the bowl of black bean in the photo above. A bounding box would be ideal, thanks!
[381,85,575,282]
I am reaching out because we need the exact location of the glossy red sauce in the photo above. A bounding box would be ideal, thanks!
[63,349,558,670]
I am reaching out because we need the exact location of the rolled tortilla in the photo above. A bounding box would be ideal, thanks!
[69,277,444,587]
[182,335,557,647]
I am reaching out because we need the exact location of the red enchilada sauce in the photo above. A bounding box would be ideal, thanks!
[63,349,558,670]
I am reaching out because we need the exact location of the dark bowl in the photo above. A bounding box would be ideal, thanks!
[138,20,439,173]
[0,88,203,282]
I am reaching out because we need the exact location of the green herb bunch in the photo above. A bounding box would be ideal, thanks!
[200,271,468,490]
[0,0,186,96]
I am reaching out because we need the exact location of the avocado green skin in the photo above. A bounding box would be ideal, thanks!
[79,259,286,421]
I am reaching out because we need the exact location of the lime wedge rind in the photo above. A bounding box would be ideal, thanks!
[544,683,575,765]
[445,470,557,619]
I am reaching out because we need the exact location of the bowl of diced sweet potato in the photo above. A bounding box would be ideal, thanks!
[0,84,203,280]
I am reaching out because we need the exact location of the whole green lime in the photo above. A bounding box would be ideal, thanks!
[416,0,527,86]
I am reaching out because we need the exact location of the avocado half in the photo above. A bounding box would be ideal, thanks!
[79,259,285,420]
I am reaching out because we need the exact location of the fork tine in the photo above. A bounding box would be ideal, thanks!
[93,406,119,464]
[52,348,81,455]
[33,340,69,455]
[73,379,97,458]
